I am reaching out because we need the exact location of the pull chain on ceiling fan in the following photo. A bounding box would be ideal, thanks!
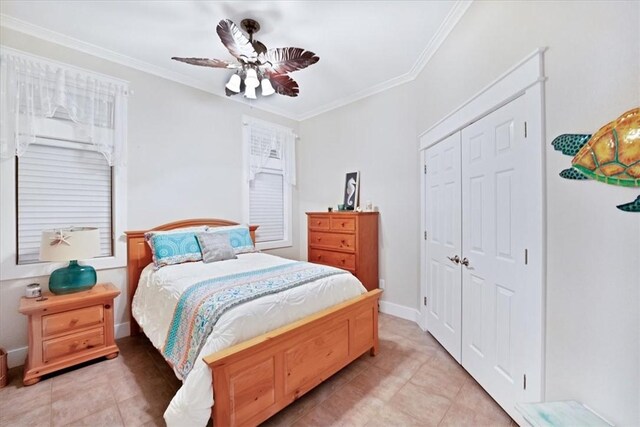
[172,19,319,99]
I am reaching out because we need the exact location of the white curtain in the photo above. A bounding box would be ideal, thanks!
[245,119,296,186]
[0,50,128,166]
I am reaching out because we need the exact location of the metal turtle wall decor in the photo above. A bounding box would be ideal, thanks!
[552,107,640,212]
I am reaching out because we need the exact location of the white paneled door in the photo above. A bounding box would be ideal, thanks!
[424,133,462,362]
[460,95,529,413]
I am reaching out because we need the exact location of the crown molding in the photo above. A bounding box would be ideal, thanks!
[297,0,473,121]
[1,1,472,122]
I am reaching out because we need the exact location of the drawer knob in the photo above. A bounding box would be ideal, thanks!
[341,222,345,227]
[70,318,78,324]
[105,304,111,309]
[317,221,321,225]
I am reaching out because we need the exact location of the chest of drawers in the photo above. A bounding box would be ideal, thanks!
[306,212,379,291]
[19,283,120,385]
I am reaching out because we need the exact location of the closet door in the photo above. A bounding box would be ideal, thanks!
[424,133,462,361]
[460,95,528,411]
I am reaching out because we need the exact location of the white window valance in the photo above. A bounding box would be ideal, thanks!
[244,117,296,186]
[0,47,129,166]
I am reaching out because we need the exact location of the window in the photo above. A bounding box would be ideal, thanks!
[0,47,128,280]
[17,139,113,264]
[243,117,296,250]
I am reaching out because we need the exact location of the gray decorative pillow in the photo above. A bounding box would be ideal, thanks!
[196,232,237,263]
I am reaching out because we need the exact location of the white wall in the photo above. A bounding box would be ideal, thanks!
[0,27,299,367]
[297,1,639,425]
[298,84,419,309]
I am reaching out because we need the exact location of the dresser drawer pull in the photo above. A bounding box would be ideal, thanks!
[105,304,111,309]
[341,222,345,227]
[317,221,321,225]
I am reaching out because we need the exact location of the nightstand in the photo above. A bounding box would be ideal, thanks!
[19,283,121,386]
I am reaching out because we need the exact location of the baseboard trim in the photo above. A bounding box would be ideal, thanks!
[5,321,131,369]
[6,346,27,369]
[115,321,130,339]
[379,300,421,324]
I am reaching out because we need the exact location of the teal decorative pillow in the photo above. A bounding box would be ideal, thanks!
[145,227,207,268]
[205,225,258,255]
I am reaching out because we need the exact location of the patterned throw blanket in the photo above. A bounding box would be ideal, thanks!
[163,261,348,378]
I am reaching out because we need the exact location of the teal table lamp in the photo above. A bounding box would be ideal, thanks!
[39,227,101,295]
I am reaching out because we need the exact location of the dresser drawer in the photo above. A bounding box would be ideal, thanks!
[42,305,104,337]
[43,327,105,363]
[308,216,330,230]
[309,249,356,271]
[330,216,356,232]
[309,231,355,252]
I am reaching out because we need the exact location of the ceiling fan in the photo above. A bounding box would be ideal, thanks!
[172,19,319,99]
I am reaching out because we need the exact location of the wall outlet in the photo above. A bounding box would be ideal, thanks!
[379,279,385,289]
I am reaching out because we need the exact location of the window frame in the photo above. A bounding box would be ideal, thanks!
[0,117,127,281]
[242,116,293,251]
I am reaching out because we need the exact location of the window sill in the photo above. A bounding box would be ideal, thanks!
[256,239,292,251]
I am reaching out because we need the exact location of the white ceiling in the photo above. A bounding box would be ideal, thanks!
[0,1,470,121]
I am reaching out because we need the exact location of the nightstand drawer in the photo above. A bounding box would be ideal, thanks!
[43,327,105,363]
[42,305,104,337]
[330,216,356,232]
[309,249,356,270]
[308,216,330,230]
[309,231,355,252]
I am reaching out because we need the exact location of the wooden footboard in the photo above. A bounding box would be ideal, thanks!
[204,289,382,427]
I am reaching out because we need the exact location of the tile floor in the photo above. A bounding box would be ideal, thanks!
[0,314,515,427]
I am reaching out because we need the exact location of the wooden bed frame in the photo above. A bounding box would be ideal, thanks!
[125,218,382,426]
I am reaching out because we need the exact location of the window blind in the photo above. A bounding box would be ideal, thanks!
[249,172,284,243]
[17,143,113,264]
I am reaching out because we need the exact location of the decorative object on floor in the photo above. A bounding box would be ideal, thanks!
[172,19,319,99]
[39,227,101,294]
[552,107,640,212]
[516,401,614,427]
[343,171,360,210]
[0,348,7,388]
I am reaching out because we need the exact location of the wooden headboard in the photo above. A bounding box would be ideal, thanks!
[125,219,258,335]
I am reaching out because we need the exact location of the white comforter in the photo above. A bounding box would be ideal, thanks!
[131,253,366,427]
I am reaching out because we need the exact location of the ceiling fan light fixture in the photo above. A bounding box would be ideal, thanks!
[225,73,241,93]
[261,78,275,96]
[172,18,319,99]
[244,84,257,99]
[244,68,260,89]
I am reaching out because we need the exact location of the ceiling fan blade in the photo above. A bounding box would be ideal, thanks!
[264,48,319,74]
[266,73,300,97]
[216,19,258,62]
[171,57,239,69]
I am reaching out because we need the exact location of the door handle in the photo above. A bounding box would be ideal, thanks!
[461,257,470,268]
[447,255,460,265]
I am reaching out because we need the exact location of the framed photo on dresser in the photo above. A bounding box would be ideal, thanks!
[343,171,360,210]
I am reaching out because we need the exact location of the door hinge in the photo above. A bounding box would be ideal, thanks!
[424,164,428,174]
[424,296,427,306]
[524,121,528,138]
[424,231,427,240]
[525,249,529,265]
[523,374,527,390]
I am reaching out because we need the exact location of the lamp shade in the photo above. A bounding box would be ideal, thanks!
[225,73,241,93]
[261,78,275,96]
[244,68,260,89]
[244,84,257,99]
[40,227,101,262]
